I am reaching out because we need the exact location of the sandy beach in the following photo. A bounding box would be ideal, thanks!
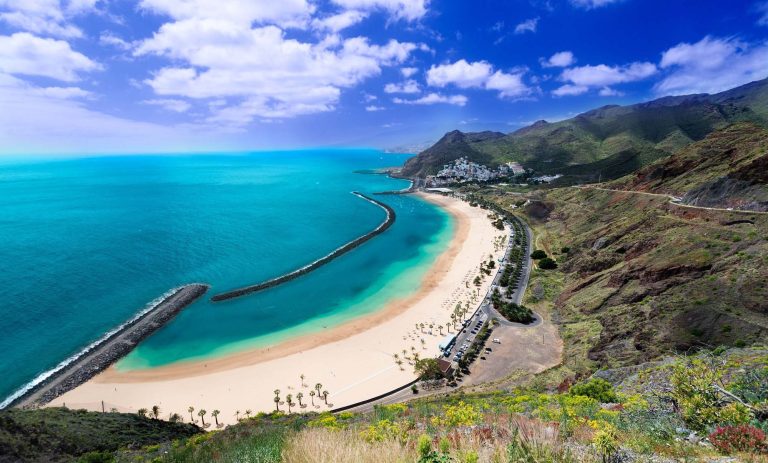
[50,192,507,426]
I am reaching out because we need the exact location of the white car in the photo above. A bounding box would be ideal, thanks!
[492,338,501,344]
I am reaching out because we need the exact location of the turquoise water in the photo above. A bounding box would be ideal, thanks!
[0,151,452,403]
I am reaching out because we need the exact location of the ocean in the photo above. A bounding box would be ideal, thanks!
[0,150,453,404]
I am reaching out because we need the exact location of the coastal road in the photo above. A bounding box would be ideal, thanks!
[573,185,768,215]
[339,215,537,414]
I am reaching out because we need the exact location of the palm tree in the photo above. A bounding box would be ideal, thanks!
[212,410,220,427]
[300,373,305,388]
[245,409,252,418]
[274,396,280,412]
[314,383,323,398]
[419,322,425,333]
[396,359,404,370]
[274,389,281,399]
[235,410,241,422]
[286,394,294,413]
[198,409,207,427]
[151,405,160,420]
[137,408,148,418]
[297,392,304,408]
[169,413,182,423]
[188,406,195,422]
[402,349,407,357]
[309,390,316,406]
[438,324,444,335]
[322,390,329,405]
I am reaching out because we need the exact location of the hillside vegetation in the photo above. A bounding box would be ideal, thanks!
[609,123,768,211]
[402,78,768,181]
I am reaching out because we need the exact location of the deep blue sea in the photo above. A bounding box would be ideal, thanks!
[0,151,452,405]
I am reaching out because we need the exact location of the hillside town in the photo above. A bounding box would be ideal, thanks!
[425,157,561,186]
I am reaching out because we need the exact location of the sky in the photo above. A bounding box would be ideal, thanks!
[1,0,767,155]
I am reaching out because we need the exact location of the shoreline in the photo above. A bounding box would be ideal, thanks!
[49,193,507,425]
[6,284,209,409]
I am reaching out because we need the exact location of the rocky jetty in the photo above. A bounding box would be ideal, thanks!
[9,283,209,409]
[211,192,395,301]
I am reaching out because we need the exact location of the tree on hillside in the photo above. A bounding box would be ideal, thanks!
[274,396,280,412]
[286,394,294,413]
[187,406,195,423]
[322,390,329,405]
[197,409,207,427]
[414,358,444,380]
[212,410,220,427]
[151,405,160,420]
[297,392,304,408]
[539,257,558,269]
[309,390,316,406]
[531,249,547,259]
[137,408,148,418]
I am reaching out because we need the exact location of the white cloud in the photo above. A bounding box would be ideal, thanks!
[655,36,768,95]
[311,10,367,32]
[0,32,100,81]
[598,86,623,96]
[513,17,538,35]
[365,105,384,111]
[570,0,622,9]
[143,98,192,112]
[400,66,418,77]
[138,0,315,28]
[427,59,493,88]
[560,61,656,87]
[485,70,530,98]
[0,0,98,37]
[99,31,132,50]
[331,0,428,21]
[552,84,588,96]
[393,92,467,105]
[541,51,575,68]
[135,15,423,125]
[384,79,420,93]
[427,59,533,99]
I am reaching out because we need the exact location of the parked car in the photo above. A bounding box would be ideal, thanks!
[492,338,501,344]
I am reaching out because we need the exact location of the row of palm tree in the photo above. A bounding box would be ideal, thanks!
[273,383,329,413]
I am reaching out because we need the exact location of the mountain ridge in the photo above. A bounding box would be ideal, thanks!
[401,77,768,180]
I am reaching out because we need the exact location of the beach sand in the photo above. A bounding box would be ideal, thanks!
[50,193,507,425]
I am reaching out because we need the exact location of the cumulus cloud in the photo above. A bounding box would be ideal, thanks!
[143,98,192,112]
[0,32,100,81]
[552,84,588,96]
[427,59,533,99]
[135,16,423,125]
[138,0,315,28]
[598,86,623,96]
[570,0,622,9]
[393,92,467,105]
[365,105,384,111]
[99,31,132,50]
[655,36,768,95]
[331,0,429,21]
[401,66,418,77]
[558,61,656,92]
[311,10,367,32]
[384,79,420,93]
[427,59,493,88]
[541,51,575,68]
[0,0,99,37]
[514,17,538,35]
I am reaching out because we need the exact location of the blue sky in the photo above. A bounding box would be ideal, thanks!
[1,0,767,155]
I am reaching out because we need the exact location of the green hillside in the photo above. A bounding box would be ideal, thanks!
[609,123,768,211]
[401,78,768,181]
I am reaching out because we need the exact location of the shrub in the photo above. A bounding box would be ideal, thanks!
[708,424,768,454]
[538,257,558,270]
[592,422,619,463]
[569,379,618,403]
[561,247,571,253]
[531,250,547,259]
[670,358,752,432]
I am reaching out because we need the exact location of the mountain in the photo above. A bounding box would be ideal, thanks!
[401,78,768,180]
[609,122,768,211]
